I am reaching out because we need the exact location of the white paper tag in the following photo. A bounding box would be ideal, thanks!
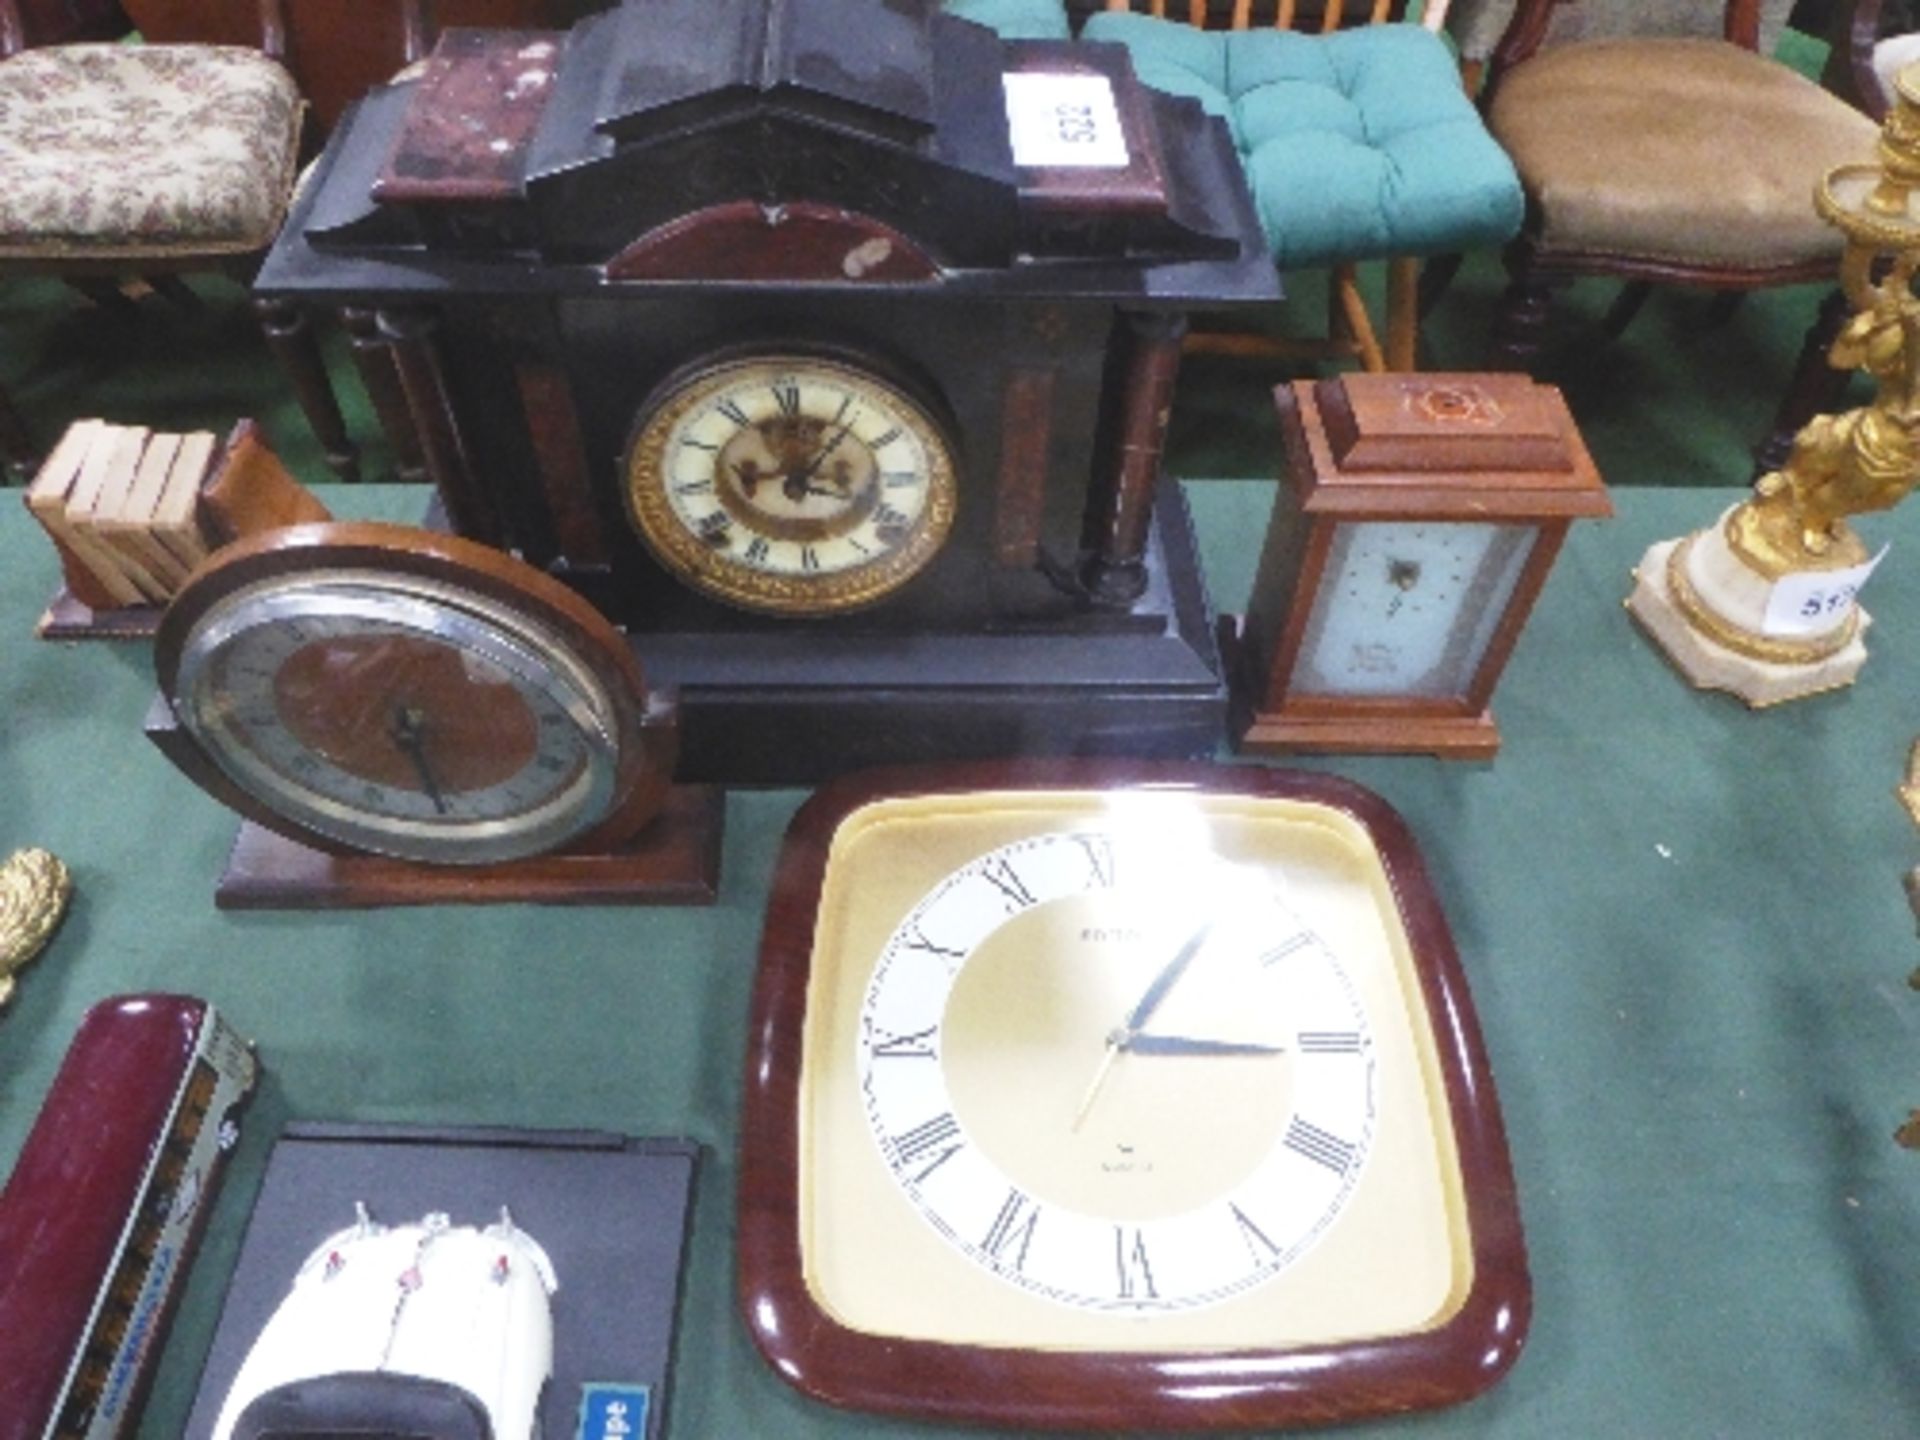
[1002,73,1129,169]
[1762,543,1888,636]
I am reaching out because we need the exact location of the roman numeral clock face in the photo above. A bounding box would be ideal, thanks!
[623,355,958,616]
[858,828,1378,1314]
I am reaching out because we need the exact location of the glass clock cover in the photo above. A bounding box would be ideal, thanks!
[1292,521,1537,699]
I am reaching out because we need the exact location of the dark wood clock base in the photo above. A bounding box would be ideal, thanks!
[1236,709,1501,761]
[212,785,725,910]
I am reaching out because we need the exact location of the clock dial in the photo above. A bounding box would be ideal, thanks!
[792,782,1475,1357]
[155,525,667,869]
[623,355,958,616]
[857,829,1376,1313]
[1292,521,1536,699]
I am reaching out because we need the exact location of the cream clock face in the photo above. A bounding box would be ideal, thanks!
[857,828,1376,1313]
[1293,521,1536,698]
[623,355,958,616]
[798,787,1472,1354]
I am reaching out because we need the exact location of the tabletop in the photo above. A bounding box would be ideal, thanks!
[1,479,1916,1438]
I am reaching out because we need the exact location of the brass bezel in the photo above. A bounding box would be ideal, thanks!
[623,354,959,617]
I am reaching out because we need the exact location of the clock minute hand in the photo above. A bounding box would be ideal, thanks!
[1126,1034,1286,1058]
[1120,920,1215,1036]
[387,705,449,816]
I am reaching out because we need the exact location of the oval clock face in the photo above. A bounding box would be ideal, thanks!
[856,828,1377,1313]
[623,354,958,616]
[169,571,624,865]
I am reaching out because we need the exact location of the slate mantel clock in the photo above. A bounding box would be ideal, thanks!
[1232,374,1610,760]
[736,760,1530,1430]
[255,0,1278,783]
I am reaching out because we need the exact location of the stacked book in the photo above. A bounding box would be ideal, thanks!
[24,420,219,611]
[23,418,331,619]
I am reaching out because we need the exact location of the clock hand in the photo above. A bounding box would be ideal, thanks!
[1120,920,1215,1036]
[387,705,449,815]
[1072,922,1216,1131]
[1124,1034,1286,1058]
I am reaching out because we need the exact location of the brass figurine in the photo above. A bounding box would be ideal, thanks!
[1628,64,1920,705]
[0,847,71,1005]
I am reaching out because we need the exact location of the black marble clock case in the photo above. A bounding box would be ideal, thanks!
[256,0,1278,782]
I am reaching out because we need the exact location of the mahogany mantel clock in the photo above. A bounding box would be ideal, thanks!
[255,0,1278,783]
[1233,374,1610,760]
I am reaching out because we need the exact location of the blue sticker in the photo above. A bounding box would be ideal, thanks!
[577,1383,652,1440]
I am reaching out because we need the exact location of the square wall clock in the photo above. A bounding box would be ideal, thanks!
[737,760,1530,1430]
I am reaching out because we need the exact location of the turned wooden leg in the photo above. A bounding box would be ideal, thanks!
[343,307,426,483]
[1754,286,1851,478]
[1599,282,1652,342]
[1488,239,1559,372]
[255,296,360,482]
[1385,256,1420,371]
[0,376,36,477]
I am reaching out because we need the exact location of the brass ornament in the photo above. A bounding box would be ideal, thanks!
[1736,67,1920,574]
[0,847,72,1005]
[1664,536,1860,665]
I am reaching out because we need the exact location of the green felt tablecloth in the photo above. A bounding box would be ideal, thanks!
[1,482,1916,1438]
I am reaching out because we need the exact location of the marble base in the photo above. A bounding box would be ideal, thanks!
[1627,537,1870,708]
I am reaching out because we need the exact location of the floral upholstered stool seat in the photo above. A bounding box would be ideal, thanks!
[0,44,302,258]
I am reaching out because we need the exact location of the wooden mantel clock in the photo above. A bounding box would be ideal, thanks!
[148,522,721,908]
[1232,374,1610,760]
[255,0,1278,783]
[736,760,1530,1430]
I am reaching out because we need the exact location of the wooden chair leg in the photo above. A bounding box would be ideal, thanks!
[1488,239,1558,372]
[1599,282,1651,342]
[1754,285,1852,478]
[254,296,361,483]
[1385,256,1419,371]
[64,276,138,316]
[1417,251,1463,317]
[146,274,203,311]
[1333,262,1387,373]
[0,376,37,477]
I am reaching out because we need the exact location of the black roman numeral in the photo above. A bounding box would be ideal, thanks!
[1073,834,1114,889]
[897,922,964,961]
[1230,1202,1282,1265]
[1115,1226,1156,1300]
[680,436,719,452]
[982,1189,1040,1271]
[771,380,801,416]
[717,398,752,428]
[673,478,713,495]
[881,471,919,489]
[870,425,902,449]
[870,1023,938,1059]
[891,1112,964,1182]
[979,857,1036,912]
[743,536,770,565]
[1283,1118,1356,1174]
[800,545,820,572]
[1297,1031,1362,1055]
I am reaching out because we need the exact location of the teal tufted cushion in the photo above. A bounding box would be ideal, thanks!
[1079,15,1523,270]
[942,0,1073,41]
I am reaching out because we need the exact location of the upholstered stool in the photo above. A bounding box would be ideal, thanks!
[0,44,302,258]
[1078,13,1522,367]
